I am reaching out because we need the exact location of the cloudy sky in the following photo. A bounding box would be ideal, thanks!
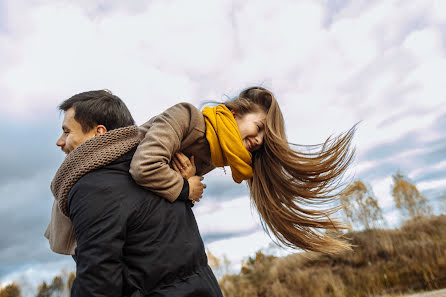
[1,0,445,293]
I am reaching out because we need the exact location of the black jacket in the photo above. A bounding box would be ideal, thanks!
[68,148,223,297]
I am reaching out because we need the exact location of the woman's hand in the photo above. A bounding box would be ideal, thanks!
[172,152,205,203]
[171,152,196,179]
[188,176,206,202]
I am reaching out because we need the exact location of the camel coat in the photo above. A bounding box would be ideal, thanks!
[130,102,215,201]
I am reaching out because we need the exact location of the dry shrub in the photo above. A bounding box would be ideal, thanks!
[220,275,257,297]
[277,267,345,297]
[270,280,292,297]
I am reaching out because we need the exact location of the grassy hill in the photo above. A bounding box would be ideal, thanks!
[219,215,446,297]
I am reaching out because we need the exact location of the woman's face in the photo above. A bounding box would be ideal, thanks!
[232,109,267,152]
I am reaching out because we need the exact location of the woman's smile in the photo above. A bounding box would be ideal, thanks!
[232,109,266,152]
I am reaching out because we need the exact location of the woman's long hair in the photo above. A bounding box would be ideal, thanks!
[225,87,356,253]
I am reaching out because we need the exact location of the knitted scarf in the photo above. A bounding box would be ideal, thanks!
[44,125,140,255]
[202,104,253,183]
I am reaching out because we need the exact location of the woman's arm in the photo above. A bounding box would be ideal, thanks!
[130,103,206,202]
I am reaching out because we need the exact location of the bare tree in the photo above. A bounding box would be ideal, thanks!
[340,180,385,230]
[35,281,50,297]
[391,172,431,219]
[36,276,65,297]
[67,272,75,296]
[0,282,22,297]
[50,276,64,297]
[207,250,231,280]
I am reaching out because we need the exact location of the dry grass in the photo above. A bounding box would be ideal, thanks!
[219,215,446,297]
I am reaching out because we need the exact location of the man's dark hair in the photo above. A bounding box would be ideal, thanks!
[59,90,135,132]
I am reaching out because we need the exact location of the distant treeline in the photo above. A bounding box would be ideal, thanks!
[0,271,74,297]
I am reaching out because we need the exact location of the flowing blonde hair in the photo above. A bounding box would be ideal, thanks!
[225,87,356,253]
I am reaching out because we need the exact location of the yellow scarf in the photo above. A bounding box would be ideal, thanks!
[202,104,254,183]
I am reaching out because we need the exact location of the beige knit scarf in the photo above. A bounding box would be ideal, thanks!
[44,125,140,255]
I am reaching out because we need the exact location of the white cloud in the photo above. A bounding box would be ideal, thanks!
[403,28,445,59]
[196,196,259,235]
[418,178,446,192]
[430,0,446,23]
[410,160,446,180]
[0,0,235,120]
[370,176,394,209]
[384,209,400,227]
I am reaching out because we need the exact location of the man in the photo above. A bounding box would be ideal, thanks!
[45,90,222,297]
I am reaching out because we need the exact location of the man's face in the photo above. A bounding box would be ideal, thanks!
[56,108,96,154]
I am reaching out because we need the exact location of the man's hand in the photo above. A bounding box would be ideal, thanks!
[171,152,196,180]
[188,176,206,202]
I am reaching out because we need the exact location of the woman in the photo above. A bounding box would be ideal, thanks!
[130,86,355,253]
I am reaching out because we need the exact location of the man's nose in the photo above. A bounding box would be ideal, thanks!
[56,137,64,147]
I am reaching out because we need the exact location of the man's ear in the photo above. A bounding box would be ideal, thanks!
[95,125,107,136]
[231,109,237,117]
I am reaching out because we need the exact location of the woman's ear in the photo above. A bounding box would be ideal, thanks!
[231,109,237,118]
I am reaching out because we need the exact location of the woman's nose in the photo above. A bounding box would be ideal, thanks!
[255,135,262,145]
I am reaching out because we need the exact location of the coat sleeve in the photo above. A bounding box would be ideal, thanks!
[130,103,200,202]
[68,179,126,297]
